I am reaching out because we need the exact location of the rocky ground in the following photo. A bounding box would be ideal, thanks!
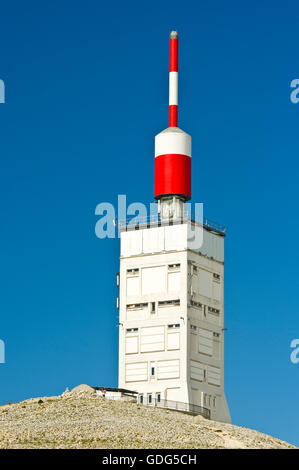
[0,385,295,449]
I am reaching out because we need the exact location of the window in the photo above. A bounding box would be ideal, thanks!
[208,307,220,315]
[148,394,152,404]
[127,268,139,275]
[213,397,216,408]
[150,362,156,376]
[158,299,180,307]
[168,263,180,271]
[190,300,202,309]
[213,332,220,337]
[126,328,138,333]
[167,324,180,329]
[156,393,161,403]
[139,395,143,404]
[151,302,156,313]
[127,303,148,310]
[190,324,197,330]
[213,273,220,281]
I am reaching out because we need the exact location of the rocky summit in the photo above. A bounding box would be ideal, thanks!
[0,385,295,449]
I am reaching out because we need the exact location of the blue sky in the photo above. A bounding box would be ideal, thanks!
[0,0,299,447]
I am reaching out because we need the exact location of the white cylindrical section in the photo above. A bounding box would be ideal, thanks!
[169,71,178,105]
[155,127,191,158]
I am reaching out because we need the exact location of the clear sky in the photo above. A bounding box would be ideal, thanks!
[0,0,299,447]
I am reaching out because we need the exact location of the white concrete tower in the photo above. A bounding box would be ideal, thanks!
[117,31,230,423]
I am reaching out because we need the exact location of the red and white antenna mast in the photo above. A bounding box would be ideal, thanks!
[169,30,178,127]
[155,31,192,220]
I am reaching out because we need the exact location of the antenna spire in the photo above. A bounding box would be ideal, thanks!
[169,30,178,127]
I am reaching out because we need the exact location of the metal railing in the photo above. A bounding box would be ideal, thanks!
[117,214,226,235]
[140,397,210,419]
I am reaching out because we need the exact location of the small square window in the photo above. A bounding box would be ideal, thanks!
[127,268,139,275]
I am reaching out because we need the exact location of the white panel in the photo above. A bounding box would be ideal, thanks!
[191,333,197,352]
[126,277,139,296]
[142,266,166,294]
[213,281,221,301]
[207,312,219,325]
[191,388,201,406]
[213,340,220,359]
[164,224,187,251]
[200,336,213,346]
[140,326,165,353]
[166,388,180,401]
[126,310,143,321]
[157,359,180,379]
[125,336,138,354]
[167,332,180,350]
[125,362,147,382]
[142,226,164,253]
[187,224,204,252]
[168,271,181,292]
[198,269,212,298]
[141,334,164,345]
[208,365,221,386]
[121,223,224,261]
[191,275,199,294]
[169,71,178,105]
[199,328,213,356]
[141,343,161,353]
[142,326,164,336]
[121,231,142,257]
[199,229,224,263]
[199,345,213,355]
[190,360,204,382]
[199,328,213,339]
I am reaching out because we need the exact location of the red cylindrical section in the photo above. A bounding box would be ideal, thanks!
[169,105,178,127]
[169,37,178,72]
[155,153,191,200]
